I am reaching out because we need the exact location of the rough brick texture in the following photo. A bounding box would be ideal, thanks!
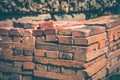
[0,17,120,80]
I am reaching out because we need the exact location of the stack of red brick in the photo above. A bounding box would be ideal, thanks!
[0,18,120,80]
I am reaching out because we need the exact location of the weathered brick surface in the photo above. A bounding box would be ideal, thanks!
[0,18,120,80]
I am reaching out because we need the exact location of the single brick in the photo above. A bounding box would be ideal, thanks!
[22,29,33,36]
[73,32,107,45]
[23,62,35,70]
[72,26,105,37]
[13,37,22,43]
[34,49,45,57]
[33,29,43,36]
[45,51,58,59]
[0,36,12,42]
[36,64,47,71]
[13,49,23,55]
[58,36,73,45]
[9,74,22,80]
[22,36,35,43]
[0,28,10,36]
[47,65,60,73]
[58,52,73,60]
[61,67,76,75]
[23,76,32,80]
[58,29,72,36]
[46,35,57,42]
[14,62,23,67]
[4,61,13,67]
[9,28,24,36]
[44,29,56,35]
[24,50,33,56]
[36,36,45,42]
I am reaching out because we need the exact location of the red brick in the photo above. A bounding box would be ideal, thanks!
[32,29,43,36]
[118,32,120,39]
[13,43,35,50]
[40,22,54,29]
[22,29,33,36]
[23,50,33,56]
[0,36,12,42]
[14,62,23,67]
[0,27,11,36]
[46,35,57,42]
[113,32,119,41]
[34,56,85,68]
[73,32,107,45]
[98,39,106,49]
[72,26,105,37]
[58,29,72,36]
[0,42,14,48]
[22,36,35,43]
[34,70,84,80]
[58,36,73,45]
[108,34,114,42]
[91,67,106,80]
[34,49,45,57]
[36,36,45,42]
[36,64,47,71]
[36,42,99,53]
[13,37,22,43]
[83,58,107,76]
[45,51,59,59]
[61,67,76,75]
[47,65,60,73]
[107,25,120,35]
[9,28,24,36]
[44,29,56,35]
[58,52,73,60]
[23,76,32,80]
[0,21,13,27]
[23,62,35,70]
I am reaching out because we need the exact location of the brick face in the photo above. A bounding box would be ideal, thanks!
[45,51,58,59]
[23,62,35,70]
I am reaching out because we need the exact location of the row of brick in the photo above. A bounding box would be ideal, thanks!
[0,18,120,80]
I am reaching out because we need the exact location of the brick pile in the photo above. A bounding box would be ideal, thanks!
[0,18,120,80]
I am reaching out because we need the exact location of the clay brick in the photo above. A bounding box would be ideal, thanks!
[61,67,76,75]
[83,58,107,77]
[47,65,60,73]
[72,26,105,37]
[9,74,22,80]
[40,22,54,29]
[58,29,72,36]
[24,50,33,56]
[23,76,32,80]
[45,51,58,59]
[36,64,47,71]
[32,29,43,36]
[73,32,107,45]
[36,42,99,53]
[13,49,23,55]
[14,43,35,50]
[0,36,12,42]
[22,29,33,36]
[34,56,85,68]
[34,70,84,80]
[0,36,2,41]
[23,62,35,70]
[34,49,45,57]
[91,67,106,80]
[108,34,114,42]
[44,29,56,35]
[22,36,35,43]
[9,28,24,36]
[36,36,45,42]
[113,32,119,41]
[58,36,73,45]
[58,52,73,60]
[98,39,106,49]
[0,42,14,48]
[1,48,13,55]
[13,37,22,43]
[107,25,120,35]
[0,27,10,36]
[46,35,57,42]
[14,62,23,67]
[0,21,13,27]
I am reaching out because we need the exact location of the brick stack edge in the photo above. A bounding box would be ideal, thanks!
[0,18,120,80]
